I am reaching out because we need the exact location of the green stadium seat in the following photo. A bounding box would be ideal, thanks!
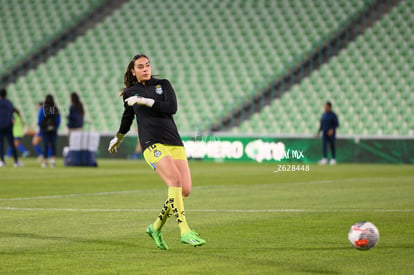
[0,0,105,75]
[5,0,395,134]
[237,0,413,136]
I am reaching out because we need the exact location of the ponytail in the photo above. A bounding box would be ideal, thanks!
[120,54,149,96]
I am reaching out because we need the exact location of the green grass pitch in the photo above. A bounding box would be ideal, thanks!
[1,160,413,274]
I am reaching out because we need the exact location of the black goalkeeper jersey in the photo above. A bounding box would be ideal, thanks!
[118,77,184,151]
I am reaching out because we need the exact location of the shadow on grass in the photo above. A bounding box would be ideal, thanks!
[0,231,139,254]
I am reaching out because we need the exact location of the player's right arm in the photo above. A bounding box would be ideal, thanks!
[119,92,135,134]
[37,107,44,127]
[316,116,323,137]
[108,91,135,154]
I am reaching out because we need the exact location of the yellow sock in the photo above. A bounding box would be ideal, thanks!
[168,187,191,234]
[153,198,171,231]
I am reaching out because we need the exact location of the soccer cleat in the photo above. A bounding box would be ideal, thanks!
[0,161,5,167]
[146,224,168,250]
[318,158,327,165]
[14,161,24,168]
[329,159,337,165]
[181,231,206,247]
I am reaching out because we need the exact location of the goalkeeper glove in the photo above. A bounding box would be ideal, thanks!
[125,96,154,107]
[108,132,125,154]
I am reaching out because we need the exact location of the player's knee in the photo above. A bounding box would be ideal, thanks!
[32,137,39,145]
[166,173,181,187]
[182,187,191,197]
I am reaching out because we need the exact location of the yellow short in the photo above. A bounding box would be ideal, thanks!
[143,143,187,170]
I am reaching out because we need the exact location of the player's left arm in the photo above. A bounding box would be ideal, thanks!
[334,113,339,129]
[124,80,177,114]
[151,80,177,114]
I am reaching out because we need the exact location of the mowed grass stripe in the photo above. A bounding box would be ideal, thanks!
[0,160,413,274]
[0,207,413,212]
[1,176,412,201]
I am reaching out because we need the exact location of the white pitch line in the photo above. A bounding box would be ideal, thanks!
[0,176,412,202]
[290,176,412,186]
[0,207,412,213]
[0,190,155,201]
[0,207,159,212]
[0,179,373,201]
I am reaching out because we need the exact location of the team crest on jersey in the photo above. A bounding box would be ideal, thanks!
[154,150,162,158]
[155,84,163,95]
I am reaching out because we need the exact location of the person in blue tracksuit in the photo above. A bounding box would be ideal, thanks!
[6,108,29,158]
[0,88,21,167]
[317,101,339,165]
[38,94,61,168]
[33,101,45,160]
[67,92,84,134]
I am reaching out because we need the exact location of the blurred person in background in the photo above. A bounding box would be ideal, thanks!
[67,92,84,136]
[33,101,45,161]
[39,94,61,168]
[0,88,22,167]
[6,108,29,158]
[132,138,142,160]
[317,101,339,165]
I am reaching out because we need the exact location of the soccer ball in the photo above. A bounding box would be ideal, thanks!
[348,221,379,250]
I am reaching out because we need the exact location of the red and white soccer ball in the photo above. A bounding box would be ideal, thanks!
[348,221,379,250]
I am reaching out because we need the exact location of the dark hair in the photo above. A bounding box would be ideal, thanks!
[326,101,332,107]
[0,88,6,98]
[13,107,24,122]
[71,92,84,116]
[44,94,59,116]
[13,107,21,116]
[121,54,150,95]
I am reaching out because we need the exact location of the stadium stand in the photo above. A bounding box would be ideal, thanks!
[235,0,413,136]
[0,0,104,75]
[5,0,369,133]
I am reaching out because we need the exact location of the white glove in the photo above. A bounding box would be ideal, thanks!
[108,132,125,154]
[125,96,154,107]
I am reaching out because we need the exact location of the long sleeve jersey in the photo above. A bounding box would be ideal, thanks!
[118,77,183,151]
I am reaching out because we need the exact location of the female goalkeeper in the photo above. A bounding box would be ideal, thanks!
[108,54,205,250]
